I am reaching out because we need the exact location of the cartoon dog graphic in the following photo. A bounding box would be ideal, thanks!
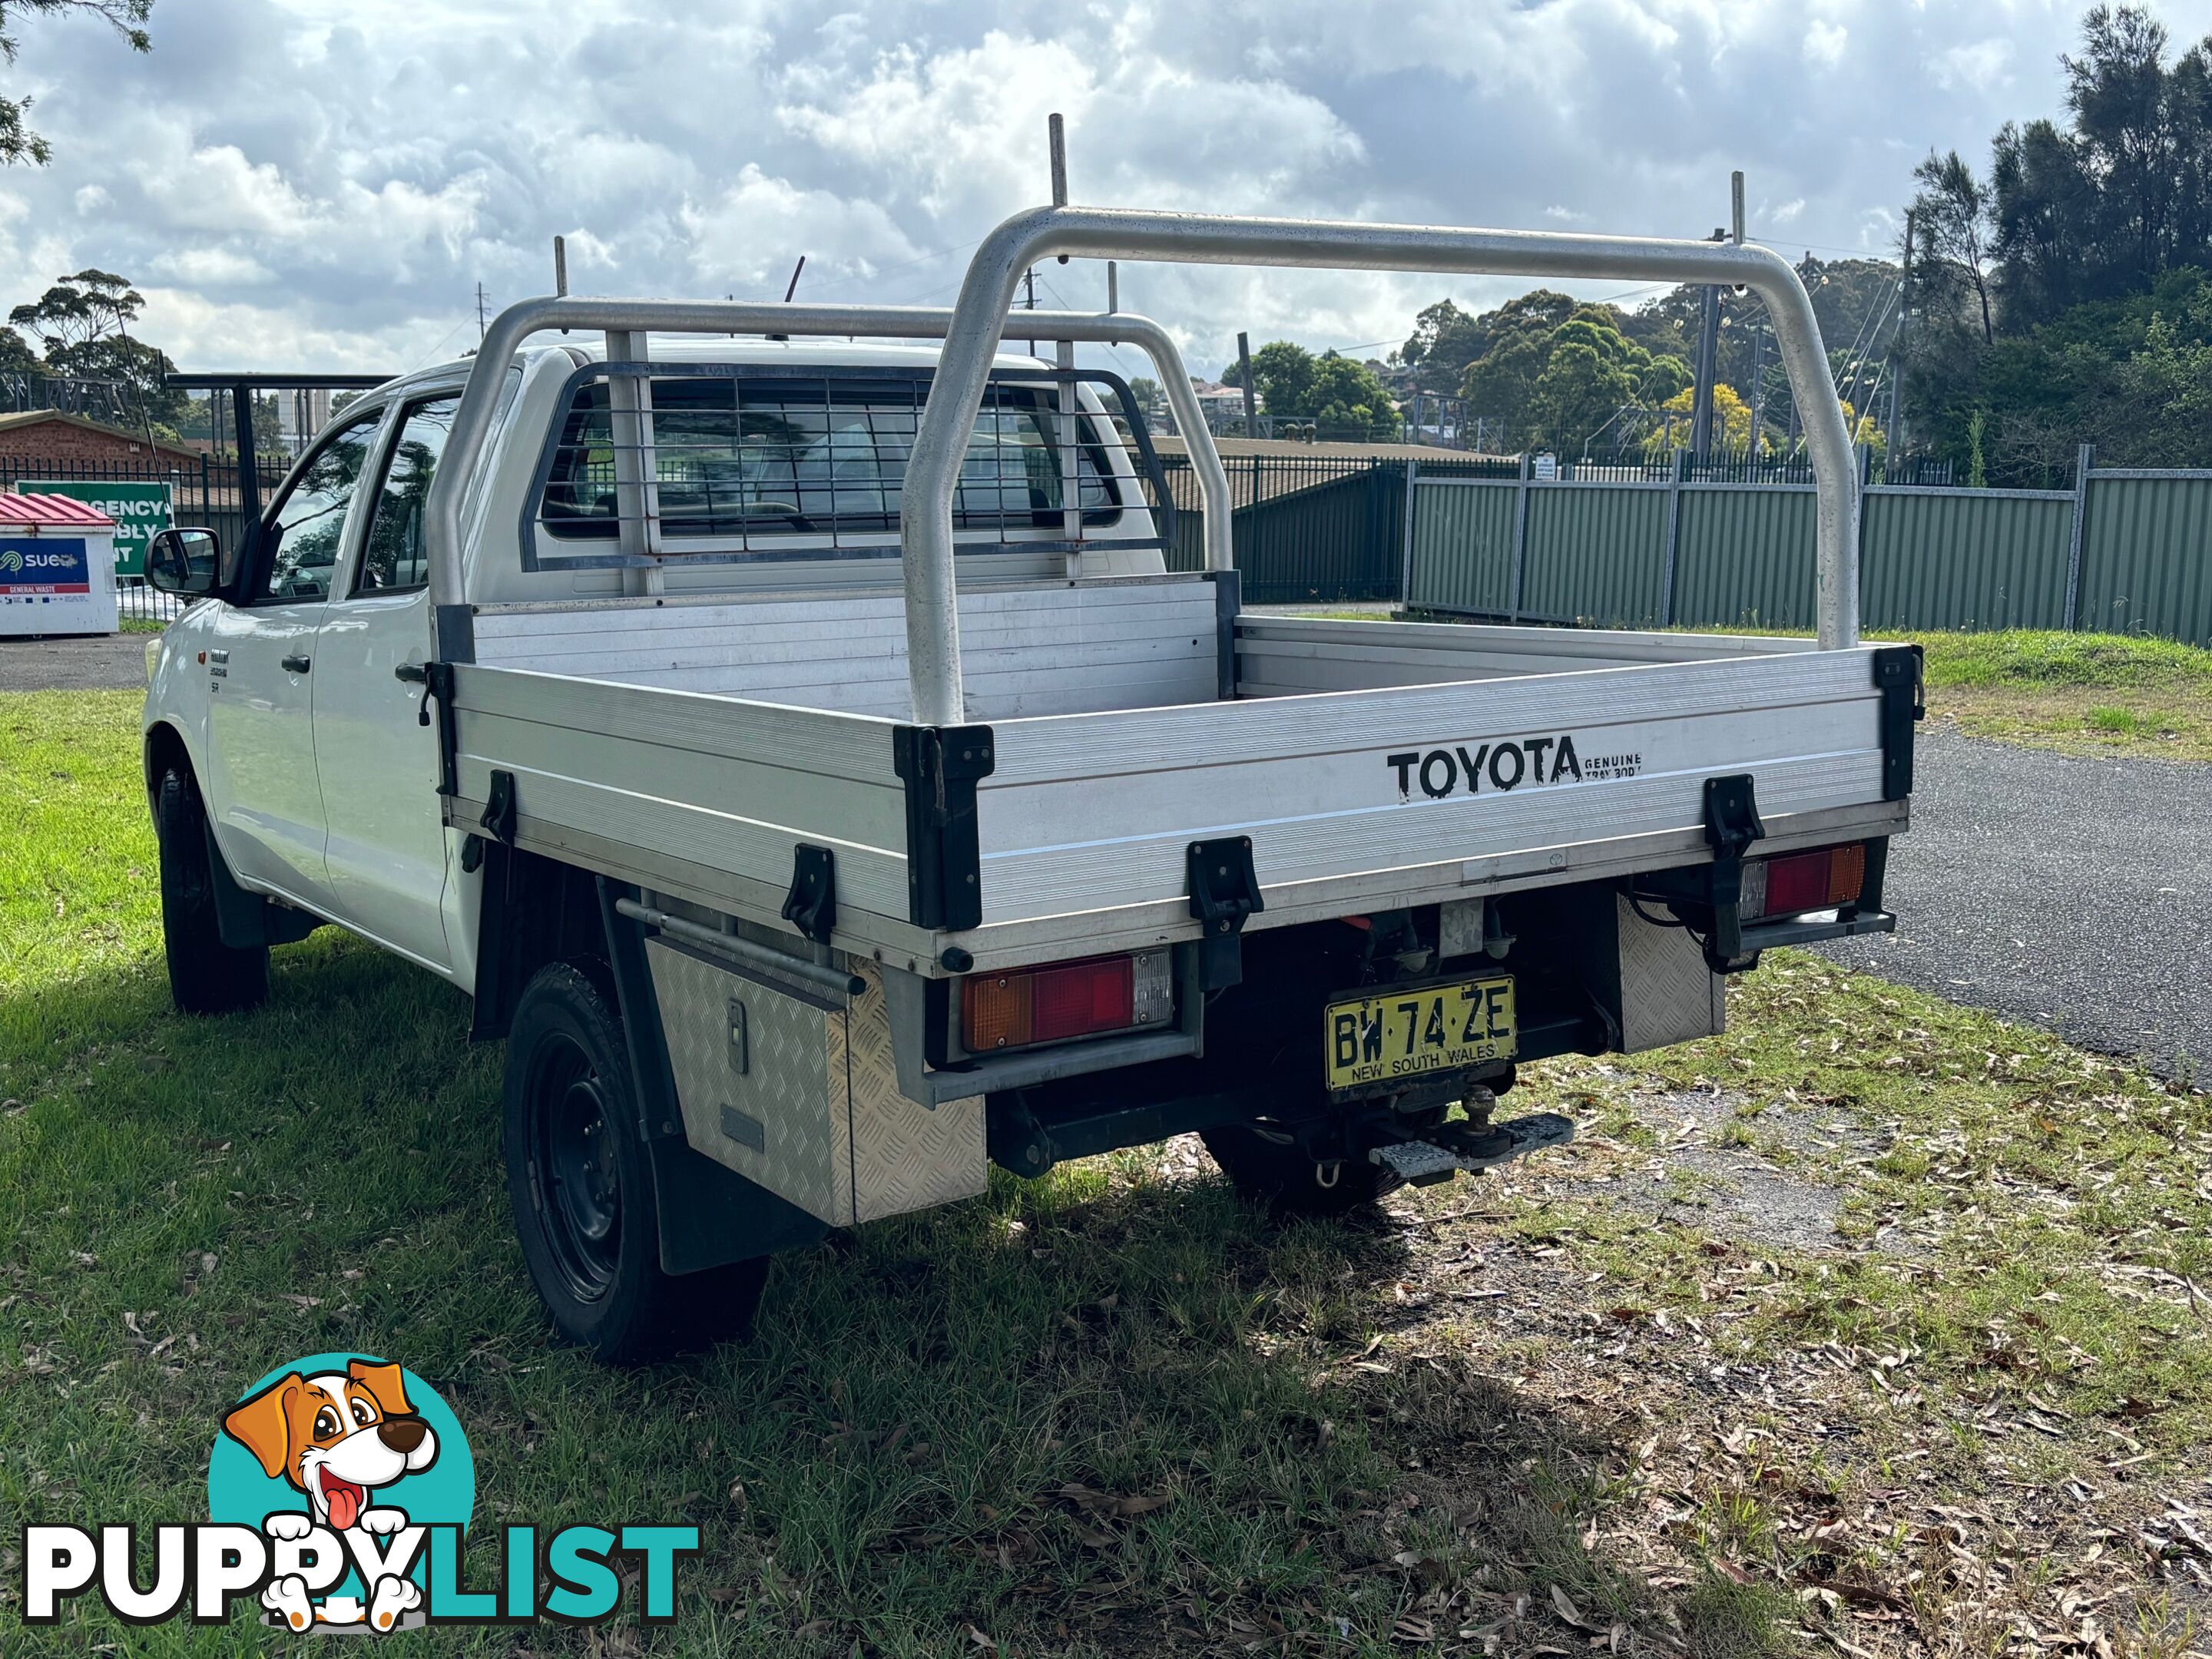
[221,1359,439,1632]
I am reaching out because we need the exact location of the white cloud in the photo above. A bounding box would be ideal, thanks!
[1936,38,2015,92]
[679,166,916,291]
[2,0,2209,373]
[148,246,273,286]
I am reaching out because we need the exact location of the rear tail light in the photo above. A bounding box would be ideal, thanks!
[962,950,1174,1051]
[1742,843,1866,921]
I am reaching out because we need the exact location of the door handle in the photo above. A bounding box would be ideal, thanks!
[281,654,312,674]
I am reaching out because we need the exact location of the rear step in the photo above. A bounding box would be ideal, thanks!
[1370,1112,1576,1184]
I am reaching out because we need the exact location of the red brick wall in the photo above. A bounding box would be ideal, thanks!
[0,419,200,474]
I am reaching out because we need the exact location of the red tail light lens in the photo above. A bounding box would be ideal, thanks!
[1031,957,1134,1043]
[962,952,1172,1051]
[1745,843,1866,920]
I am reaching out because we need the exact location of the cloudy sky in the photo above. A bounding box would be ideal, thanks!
[8,0,2211,380]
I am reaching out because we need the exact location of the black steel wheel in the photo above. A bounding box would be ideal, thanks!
[521,1025,625,1304]
[502,963,767,1363]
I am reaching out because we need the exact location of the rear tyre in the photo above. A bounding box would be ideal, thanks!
[153,763,270,1016]
[502,962,768,1363]
[1200,1124,1402,1217]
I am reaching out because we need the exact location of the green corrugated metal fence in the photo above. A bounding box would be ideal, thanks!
[1406,463,2212,647]
[1673,487,1818,630]
[1862,488,2075,632]
[2077,472,2212,645]
[1154,454,1406,602]
[1523,483,1672,624]
[1405,479,1515,613]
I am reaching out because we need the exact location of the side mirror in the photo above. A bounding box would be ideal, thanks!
[145,527,221,596]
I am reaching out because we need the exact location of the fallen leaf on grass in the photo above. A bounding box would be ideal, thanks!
[1057,1482,1172,1518]
[1800,1578,1909,1612]
[1549,1584,1602,1632]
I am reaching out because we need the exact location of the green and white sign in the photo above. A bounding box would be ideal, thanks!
[17,480,174,578]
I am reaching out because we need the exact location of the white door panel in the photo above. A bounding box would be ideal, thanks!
[309,391,461,972]
[313,592,451,968]
[202,406,388,910]
[204,600,332,904]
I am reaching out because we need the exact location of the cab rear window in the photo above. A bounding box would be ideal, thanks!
[536,370,1124,541]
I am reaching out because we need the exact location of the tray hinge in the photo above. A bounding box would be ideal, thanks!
[1187,836,1263,990]
[1702,773,1765,974]
[781,843,839,945]
[892,723,995,933]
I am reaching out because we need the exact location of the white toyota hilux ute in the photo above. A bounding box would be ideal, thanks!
[141,206,1919,1362]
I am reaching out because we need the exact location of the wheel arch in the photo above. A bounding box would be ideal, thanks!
[142,718,196,813]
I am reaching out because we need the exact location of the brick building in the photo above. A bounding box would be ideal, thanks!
[0,410,200,475]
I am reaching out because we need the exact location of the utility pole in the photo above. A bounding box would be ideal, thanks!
[1885,209,1912,465]
[1748,320,1764,465]
[475,282,488,343]
[1689,228,1724,465]
[1236,331,1257,438]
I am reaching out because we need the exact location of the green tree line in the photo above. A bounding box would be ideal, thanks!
[1903,4,2212,483]
[1393,262,1895,459]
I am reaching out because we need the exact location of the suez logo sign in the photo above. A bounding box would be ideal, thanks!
[18,1353,696,1634]
[1383,731,1643,800]
[0,548,84,574]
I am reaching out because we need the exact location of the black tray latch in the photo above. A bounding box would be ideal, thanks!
[782,843,838,945]
[1702,773,1765,973]
[1187,836,1263,990]
[462,767,517,874]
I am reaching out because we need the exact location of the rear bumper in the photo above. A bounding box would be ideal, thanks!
[1739,907,1896,952]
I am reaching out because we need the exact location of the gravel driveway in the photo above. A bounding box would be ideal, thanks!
[1825,723,2212,1080]
[0,632,150,691]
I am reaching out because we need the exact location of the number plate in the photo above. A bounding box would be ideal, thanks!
[1323,976,1517,1091]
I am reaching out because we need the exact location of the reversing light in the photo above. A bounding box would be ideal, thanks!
[1742,843,1866,921]
[962,951,1173,1051]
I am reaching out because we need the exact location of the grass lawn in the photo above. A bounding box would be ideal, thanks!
[3,690,2209,1657]
[1916,631,2212,763]
[1375,614,2212,765]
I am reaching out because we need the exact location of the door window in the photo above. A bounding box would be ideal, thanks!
[258,409,383,602]
[353,395,459,594]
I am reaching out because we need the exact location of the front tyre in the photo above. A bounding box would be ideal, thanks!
[502,963,767,1363]
[153,763,269,1015]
